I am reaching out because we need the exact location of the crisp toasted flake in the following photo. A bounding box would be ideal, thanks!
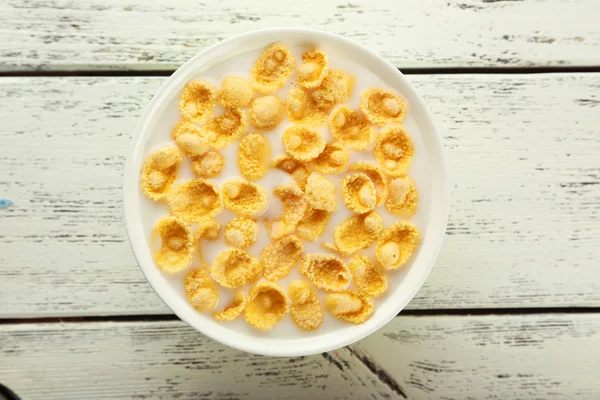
[195,219,221,245]
[191,151,225,177]
[224,217,259,249]
[312,70,355,109]
[168,179,222,223]
[289,280,323,331]
[298,48,329,89]
[341,173,376,214]
[328,106,376,151]
[261,235,303,281]
[214,292,246,321]
[141,147,182,201]
[222,180,268,216]
[333,212,383,256]
[285,87,328,127]
[245,281,289,330]
[282,125,326,162]
[349,163,388,205]
[204,108,247,149]
[249,96,283,130]
[300,253,351,292]
[250,43,295,94]
[152,216,194,273]
[305,173,337,212]
[270,183,308,238]
[386,176,418,217]
[296,206,330,241]
[237,133,270,180]
[375,124,414,176]
[360,88,407,126]
[272,155,310,190]
[309,142,349,174]
[325,291,374,324]
[349,256,388,298]
[219,76,253,109]
[184,268,219,312]
[210,248,261,288]
[179,80,217,123]
[375,221,420,270]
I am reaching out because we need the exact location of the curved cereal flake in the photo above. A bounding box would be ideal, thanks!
[285,87,327,127]
[210,248,261,288]
[249,96,283,130]
[375,124,414,176]
[245,281,289,330]
[141,147,182,201]
[214,292,246,321]
[237,133,270,180]
[224,217,259,249]
[191,151,225,178]
[272,155,310,190]
[375,221,420,270]
[289,280,323,331]
[171,121,211,158]
[205,108,247,149]
[184,268,219,312]
[325,291,374,324]
[282,125,326,162]
[349,163,388,205]
[312,70,355,109]
[360,88,407,126]
[309,142,349,174]
[152,216,194,273]
[219,76,253,109]
[349,256,388,298]
[250,43,295,94]
[168,179,222,223]
[195,219,220,244]
[334,212,383,256]
[261,235,303,281]
[222,180,268,216]
[300,253,351,292]
[328,106,376,151]
[298,48,329,89]
[385,176,418,217]
[341,173,376,214]
[305,173,337,212]
[270,183,308,238]
[179,80,217,123]
[297,206,330,242]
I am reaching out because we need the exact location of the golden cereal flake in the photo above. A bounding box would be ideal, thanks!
[237,133,270,180]
[282,125,326,162]
[184,268,219,312]
[285,87,328,127]
[385,176,418,217]
[272,155,310,190]
[224,217,259,249]
[349,255,388,298]
[191,151,225,178]
[261,235,303,281]
[296,206,330,242]
[298,48,329,89]
[312,70,355,109]
[375,124,414,176]
[204,108,247,149]
[219,76,253,109]
[325,291,374,324]
[309,142,349,174]
[171,121,211,158]
[210,248,261,288]
[179,80,217,123]
[249,96,283,130]
[341,173,377,214]
[360,88,407,126]
[141,147,182,201]
[222,180,268,216]
[168,179,222,223]
[289,280,323,331]
[250,43,295,94]
[349,163,388,206]
[214,291,246,321]
[328,106,376,151]
[270,183,308,238]
[300,253,351,292]
[245,281,289,330]
[152,216,194,273]
[375,221,420,270]
[305,173,337,212]
[195,219,221,244]
[334,212,383,256]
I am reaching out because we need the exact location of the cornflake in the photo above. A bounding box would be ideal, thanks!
[245,281,289,330]
[191,151,225,178]
[285,87,327,127]
[272,155,310,190]
[261,235,303,281]
[385,176,418,217]
[179,80,217,124]
[184,268,218,312]
[300,253,351,292]
[152,216,194,273]
[168,179,222,223]
[341,173,376,214]
[141,147,182,201]
[171,121,210,158]
[325,291,374,324]
[305,173,337,212]
[375,124,414,176]
[328,106,376,151]
[214,291,246,321]
[289,280,323,331]
[224,217,259,249]
[375,221,420,270]
[360,88,407,126]
[349,163,388,206]
[250,43,295,94]
[195,219,220,243]
[270,183,308,238]
[210,248,261,288]
[249,96,283,130]
[312,70,355,109]
[296,206,330,242]
[205,108,247,149]
[349,255,388,298]
[219,76,253,109]
[334,211,383,255]
[238,133,270,180]
[309,142,349,174]
[297,48,329,89]
[222,180,268,216]
[282,125,326,162]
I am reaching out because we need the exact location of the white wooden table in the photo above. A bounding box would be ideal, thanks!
[1,1,599,399]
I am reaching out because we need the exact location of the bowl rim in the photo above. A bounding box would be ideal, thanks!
[123,27,451,356]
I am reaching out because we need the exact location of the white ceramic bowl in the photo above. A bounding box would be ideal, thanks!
[124,28,450,357]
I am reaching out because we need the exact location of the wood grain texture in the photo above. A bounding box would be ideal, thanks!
[0,0,599,71]
[1,74,599,317]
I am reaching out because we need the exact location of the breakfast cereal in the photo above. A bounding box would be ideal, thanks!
[297,48,329,89]
[211,248,261,288]
[237,133,270,180]
[375,221,420,270]
[153,216,194,273]
[282,125,326,162]
[168,179,222,223]
[348,255,388,298]
[285,87,328,127]
[214,291,246,321]
[374,124,414,176]
[309,142,349,174]
[341,173,377,214]
[219,76,253,109]
[179,80,217,123]
[261,235,303,281]
[141,147,182,201]
[184,268,219,312]
[250,43,295,94]
[222,180,268,216]
[300,253,351,292]
[325,291,374,324]
[328,106,376,151]
[249,95,283,130]
[360,88,407,126]
[289,280,323,331]
[245,281,289,330]
[224,217,259,249]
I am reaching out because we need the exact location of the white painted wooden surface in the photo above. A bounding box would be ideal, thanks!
[2,314,599,399]
[1,74,599,317]
[1,0,599,71]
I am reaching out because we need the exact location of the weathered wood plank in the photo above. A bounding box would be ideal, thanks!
[1,74,599,317]
[0,0,599,71]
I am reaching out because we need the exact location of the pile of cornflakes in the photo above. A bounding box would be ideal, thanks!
[141,42,421,332]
